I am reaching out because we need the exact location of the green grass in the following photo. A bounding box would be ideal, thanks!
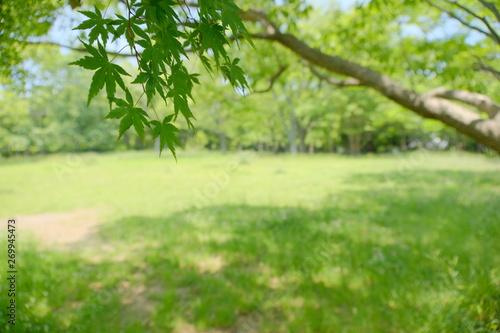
[0,150,499,332]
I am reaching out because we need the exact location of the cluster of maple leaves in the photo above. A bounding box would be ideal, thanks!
[71,0,251,157]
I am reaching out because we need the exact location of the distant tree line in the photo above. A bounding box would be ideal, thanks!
[0,48,483,157]
[1,0,499,157]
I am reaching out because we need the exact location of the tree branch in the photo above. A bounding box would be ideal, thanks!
[475,62,500,80]
[424,0,498,45]
[239,9,278,36]
[303,61,364,87]
[478,0,500,23]
[69,0,81,9]
[176,0,200,7]
[424,87,500,118]
[253,64,289,93]
[27,41,138,57]
[27,40,198,56]
[443,0,500,45]
[240,8,500,152]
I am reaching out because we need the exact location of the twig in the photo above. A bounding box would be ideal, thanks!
[253,65,289,93]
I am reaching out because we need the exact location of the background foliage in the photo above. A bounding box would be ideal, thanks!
[2,0,497,156]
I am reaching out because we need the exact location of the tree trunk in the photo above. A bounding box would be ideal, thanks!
[348,133,361,155]
[299,128,307,153]
[327,135,334,153]
[154,137,160,154]
[135,136,144,150]
[123,132,132,149]
[273,142,280,153]
[289,112,298,155]
[219,132,227,153]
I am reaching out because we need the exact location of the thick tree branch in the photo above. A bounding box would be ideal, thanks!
[253,65,289,93]
[240,8,500,152]
[424,87,500,118]
[239,9,278,36]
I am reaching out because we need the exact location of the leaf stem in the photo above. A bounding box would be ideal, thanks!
[109,44,130,63]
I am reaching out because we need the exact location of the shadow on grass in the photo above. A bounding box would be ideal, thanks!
[3,170,500,332]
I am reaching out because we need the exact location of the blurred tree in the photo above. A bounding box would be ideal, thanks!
[0,91,33,156]
[1,0,499,154]
[0,47,125,155]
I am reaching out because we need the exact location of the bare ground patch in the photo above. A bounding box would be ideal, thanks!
[10,209,101,246]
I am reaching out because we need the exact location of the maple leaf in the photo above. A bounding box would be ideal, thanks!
[199,0,253,47]
[130,17,151,42]
[150,115,182,158]
[214,0,249,42]
[221,58,248,90]
[198,20,228,67]
[104,91,150,141]
[168,64,195,98]
[73,6,113,45]
[70,42,130,105]
[132,68,167,106]
[164,63,199,128]
[71,0,253,158]
[108,16,128,42]
[153,23,186,63]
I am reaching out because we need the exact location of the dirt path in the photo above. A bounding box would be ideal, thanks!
[12,209,101,246]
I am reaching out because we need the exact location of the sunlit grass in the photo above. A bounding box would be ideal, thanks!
[0,150,499,332]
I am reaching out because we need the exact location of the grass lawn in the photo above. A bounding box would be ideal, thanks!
[0,150,499,332]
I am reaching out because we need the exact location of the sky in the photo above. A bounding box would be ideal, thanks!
[41,0,487,58]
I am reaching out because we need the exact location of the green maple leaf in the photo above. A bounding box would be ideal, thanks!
[70,42,130,105]
[132,68,167,106]
[137,42,170,77]
[108,16,128,42]
[173,94,195,129]
[73,6,113,45]
[199,0,253,47]
[70,0,254,159]
[157,0,180,23]
[153,23,186,63]
[198,54,213,73]
[165,64,199,128]
[221,58,248,90]
[215,0,252,45]
[198,20,228,66]
[151,115,182,158]
[130,17,151,42]
[104,91,150,141]
[168,64,197,98]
